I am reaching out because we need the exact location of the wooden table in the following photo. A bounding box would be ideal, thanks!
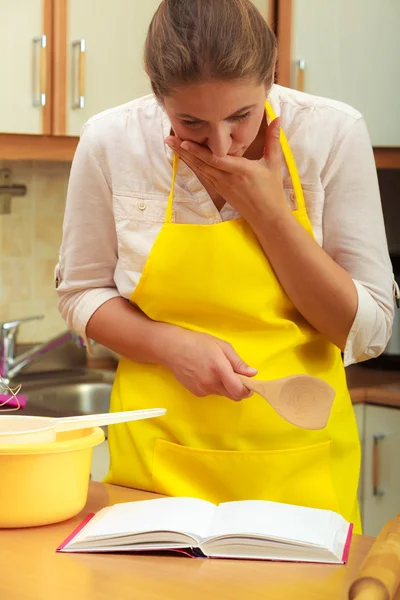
[1,482,398,600]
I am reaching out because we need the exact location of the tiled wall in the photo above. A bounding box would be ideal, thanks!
[0,161,71,343]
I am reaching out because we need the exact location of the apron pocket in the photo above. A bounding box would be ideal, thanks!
[152,438,340,513]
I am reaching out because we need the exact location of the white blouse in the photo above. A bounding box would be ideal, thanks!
[56,84,395,366]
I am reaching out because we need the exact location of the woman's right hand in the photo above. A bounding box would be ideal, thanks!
[159,326,257,401]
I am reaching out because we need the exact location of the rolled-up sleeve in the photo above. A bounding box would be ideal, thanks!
[322,116,395,366]
[56,123,121,340]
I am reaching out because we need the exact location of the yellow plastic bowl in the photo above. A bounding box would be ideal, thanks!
[0,426,104,528]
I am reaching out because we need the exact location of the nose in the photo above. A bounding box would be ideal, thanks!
[206,125,232,157]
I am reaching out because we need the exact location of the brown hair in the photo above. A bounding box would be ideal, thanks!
[144,0,277,98]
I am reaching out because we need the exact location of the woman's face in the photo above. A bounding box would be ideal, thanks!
[162,79,267,158]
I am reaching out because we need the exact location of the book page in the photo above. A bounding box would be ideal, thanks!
[77,497,216,542]
[208,500,339,547]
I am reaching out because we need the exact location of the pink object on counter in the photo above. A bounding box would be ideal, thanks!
[0,395,28,409]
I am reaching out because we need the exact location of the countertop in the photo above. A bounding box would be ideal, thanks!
[346,364,400,408]
[0,482,397,600]
[86,358,400,408]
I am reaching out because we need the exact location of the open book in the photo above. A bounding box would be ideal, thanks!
[57,497,353,564]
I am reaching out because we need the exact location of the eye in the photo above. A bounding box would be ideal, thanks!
[229,111,251,123]
[181,120,203,128]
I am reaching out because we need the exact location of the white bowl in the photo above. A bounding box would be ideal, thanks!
[0,415,57,444]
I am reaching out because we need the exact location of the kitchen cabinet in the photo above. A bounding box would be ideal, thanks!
[353,403,365,522]
[362,404,400,536]
[1,1,272,142]
[0,0,161,137]
[355,403,400,537]
[3,1,398,166]
[62,0,162,136]
[0,0,51,134]
[288,0,400,147]
[251,0,272,20]
[91,439,110,482]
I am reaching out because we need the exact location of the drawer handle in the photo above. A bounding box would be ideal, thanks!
[32,34,47,107]
[296,59,306,92]
[72,39,86,109]
[373,433,387,497]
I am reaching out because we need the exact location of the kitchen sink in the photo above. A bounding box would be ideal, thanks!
[3,370,116,436]
[20,382,113,418]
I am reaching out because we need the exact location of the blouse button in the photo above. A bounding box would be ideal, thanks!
[137,200,147,211]
[289,192,298,210]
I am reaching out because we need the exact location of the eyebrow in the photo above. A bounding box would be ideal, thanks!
[175,104,257,121]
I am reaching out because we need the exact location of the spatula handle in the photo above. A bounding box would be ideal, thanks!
[54,408,167,432]
[237,374,263,393]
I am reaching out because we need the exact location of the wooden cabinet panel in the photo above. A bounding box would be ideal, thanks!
[353,403,365,524]
[91,439,110,482]
[0,0,50,134]
[292,0,400,146]
[362,405,400,536]
[251,0,272,22]
[64,0,162,136]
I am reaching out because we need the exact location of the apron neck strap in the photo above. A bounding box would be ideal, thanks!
[165,100,305,224]
[166,153,179,224]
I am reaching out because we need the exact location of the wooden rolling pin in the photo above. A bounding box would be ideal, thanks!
[349,514,400,600]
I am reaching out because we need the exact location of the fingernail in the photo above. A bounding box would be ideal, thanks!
[165,137,176,148]
[246,367,258,375]
[181,141,190,151]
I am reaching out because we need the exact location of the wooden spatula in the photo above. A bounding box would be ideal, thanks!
[237,374,335,430]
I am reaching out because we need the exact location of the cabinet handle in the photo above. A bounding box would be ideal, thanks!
[372,433,387,497]
[296,59,306,92]
[72,39,86,110]
[32,35,47,107]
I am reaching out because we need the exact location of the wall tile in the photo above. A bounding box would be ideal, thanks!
[1,258,33,302]
[1,162,71,342]
[38,302,67,340]
[1,213,33,257]
[32,259,58,303]
[0,161,34,214]
[34,214,64,259]
[34,169,68,216]
[0,300,45,344]
[8,165,35,215]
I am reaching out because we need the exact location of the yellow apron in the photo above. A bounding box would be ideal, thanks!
[105,101,362,533]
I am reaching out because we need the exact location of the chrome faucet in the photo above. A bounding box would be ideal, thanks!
[0,315,83,384]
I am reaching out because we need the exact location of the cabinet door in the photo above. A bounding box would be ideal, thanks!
[251,0,272,22]
[65,0,163,136]
[0,0,50,134]
[353,403,365,521]
[91,439,110,482]
[292,0,400,147]
[362,405,400,536]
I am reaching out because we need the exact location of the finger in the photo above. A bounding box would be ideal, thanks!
[166,141,221,181]
[165,137,237,174]
[194,370,232,398]
[219,366,252,401]
[264,117,283,172]
[176,155,220,189]
[221,343,258,377]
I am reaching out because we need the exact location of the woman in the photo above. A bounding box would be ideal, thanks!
[56,0,395,534]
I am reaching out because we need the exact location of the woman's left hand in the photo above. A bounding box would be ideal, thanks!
[165,117,289,225]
